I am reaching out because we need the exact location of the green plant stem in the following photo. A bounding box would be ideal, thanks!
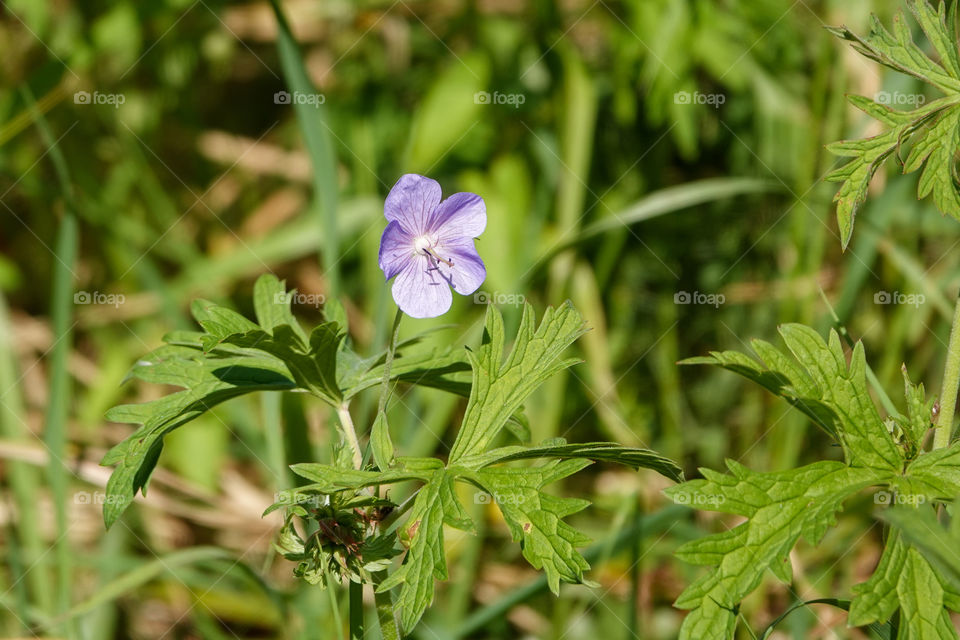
[367,308,404,640]
[323,569,345,637]
[934,293,960,450]
[349,581,364,640]
[340,310,403,640]
[337,403,363,470]
[372,570,400,640]
[378,308,404,416]
[335,401,363,640]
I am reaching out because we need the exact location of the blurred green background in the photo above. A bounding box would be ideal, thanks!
[1,0,956,637]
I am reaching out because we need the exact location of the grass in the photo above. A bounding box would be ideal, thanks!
[1,0,957,638]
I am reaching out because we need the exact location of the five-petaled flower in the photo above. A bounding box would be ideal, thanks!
[378,174,486,318]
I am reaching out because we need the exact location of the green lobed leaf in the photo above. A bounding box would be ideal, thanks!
[849,532,910,627]
[448,302,587,463]
[376,471,473,634]
[883,501,960,594]
[341,347,472,400]
[216,322,344,405]
[468,459,594,594]
[827,1,960,246]
[683,324,904,470]
[826,126,906,248]
[895,441,960,502]
[855,523,960,638]
[896,547,957,639]
[101,347,295,527]
[665,461,891,640]
[909,107,960,219]
[677,324,960,638]
[252,273,310,345]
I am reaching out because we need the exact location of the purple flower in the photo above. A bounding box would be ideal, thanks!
[378,174,487,318]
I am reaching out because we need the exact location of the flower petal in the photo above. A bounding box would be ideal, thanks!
[431,192,486,238]
[392,254,453,319]
[384,174,442,235]
[378,221,414,280]
[436,237,486,296]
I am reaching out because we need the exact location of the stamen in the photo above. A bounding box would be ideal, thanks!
[424,247,455,268]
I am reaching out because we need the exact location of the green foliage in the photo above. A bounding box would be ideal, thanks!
[101,346,296,528]
[826,0,960,247]
[447,301,588,462]
[883,500,960,595]
[682,324,904,469]
[102,276,465,528]
[674,324,960,639]
[467,459,594,593]
[376,470,472,633]
[104,274,683,635]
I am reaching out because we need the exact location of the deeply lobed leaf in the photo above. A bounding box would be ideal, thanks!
[679,324,960,638]
[448,302,587,462]
[827,1,960,247]
[683,324,904,470]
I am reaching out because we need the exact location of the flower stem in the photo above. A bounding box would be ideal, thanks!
[349,580,364,640]
[337,403,363,474]
[338,401,363,640]
[934,293,960,451]
[378,308,404,416]
[347,308,402,640]
[366,308,405,640]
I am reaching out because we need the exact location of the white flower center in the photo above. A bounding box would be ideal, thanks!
[413,235,432,255]
[413,235,455,268]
